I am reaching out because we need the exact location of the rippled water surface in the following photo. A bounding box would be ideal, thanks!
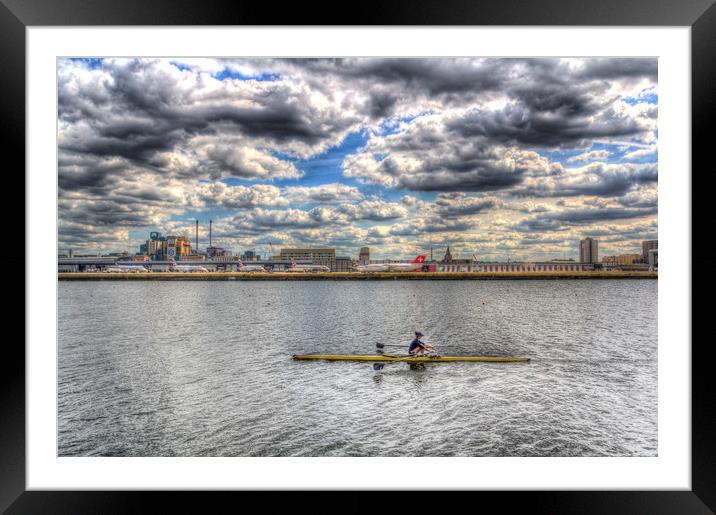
[58,279,657,456]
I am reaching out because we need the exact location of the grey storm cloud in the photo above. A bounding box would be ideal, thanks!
[226,202,407,232]
[513,205,658,233]
[274,58,507,108]
[388,218,474,237]
[57,154,127,193]
[368,89,400,119]
[437,59,656,149]
[577,58,658,80]
[515,163,658,199]
[59,59,361,175]
[519,237,570,246]
[388,160,528,192]
[447,99,644,149]
[322,58,507,96]
[434,193,499,218]
[343,123,563,193]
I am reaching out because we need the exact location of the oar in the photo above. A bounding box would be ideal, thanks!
[376,343,406,350]
[376,342,470,351]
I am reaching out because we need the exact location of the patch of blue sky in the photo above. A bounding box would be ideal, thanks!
[167,209,232,227]
[269,130,371,188]
[623,91,658,105]
[596,139,657,162]
[213,68,280,82]
[535,147,589,164]
[129,228,156,242]
[67,58,103,69]
[211,131,367,198]
[220,177,249,187]
[204,128,438,206]
[378,111,432,135]
[537,140,657,166]
[169,61,192,72]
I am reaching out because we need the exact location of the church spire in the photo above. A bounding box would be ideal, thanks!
[443,246,453,263]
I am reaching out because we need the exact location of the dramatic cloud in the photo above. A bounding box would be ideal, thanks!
[191,183,288,210]
[57,57,658,259]
[515,162,658,198]
[283,183,364,204]
[434,193,500,218]
[512,204,657,233]
[343,111,563,192]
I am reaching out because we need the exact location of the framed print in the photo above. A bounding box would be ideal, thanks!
[5,0,715,512]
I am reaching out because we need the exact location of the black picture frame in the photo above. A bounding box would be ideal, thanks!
[3,0,714,512]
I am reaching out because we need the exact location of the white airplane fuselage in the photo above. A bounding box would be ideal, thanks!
[287,265,330,272]
[173,265,209,272]
[240,265,266,272]
[237,260,265,272]
[352,263,390,272]
[106,265,147,272]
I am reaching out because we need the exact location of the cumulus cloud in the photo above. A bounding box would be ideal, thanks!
[434,192,500,217]
[224,200,408,232]
[191,183,288,209]
[283,183,363,204]
[623,146,657,161]
[196,143,302,180]
[515,162,657,198]
[512,204,657,233]
[343,111,563,192]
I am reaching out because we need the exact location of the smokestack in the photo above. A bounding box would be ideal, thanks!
[209,219,212,248]
[195,220,199,251]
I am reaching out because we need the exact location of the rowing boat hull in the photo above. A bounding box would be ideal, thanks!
[293,354,529,363]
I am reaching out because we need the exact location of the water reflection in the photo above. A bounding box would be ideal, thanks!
[58,279,657,457]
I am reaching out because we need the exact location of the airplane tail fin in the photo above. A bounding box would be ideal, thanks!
[413,255,427,263]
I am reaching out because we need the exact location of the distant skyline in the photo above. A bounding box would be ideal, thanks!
[58,57,657,260]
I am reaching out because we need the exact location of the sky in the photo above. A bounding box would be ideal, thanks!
[57,57,657,261]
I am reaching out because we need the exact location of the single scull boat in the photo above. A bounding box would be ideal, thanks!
[293,354,529,363]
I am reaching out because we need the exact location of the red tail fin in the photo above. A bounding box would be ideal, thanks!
[413,255,426,263]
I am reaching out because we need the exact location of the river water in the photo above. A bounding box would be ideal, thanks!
[58,279,657,457]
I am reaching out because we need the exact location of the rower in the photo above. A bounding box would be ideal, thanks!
[408,331,436,356]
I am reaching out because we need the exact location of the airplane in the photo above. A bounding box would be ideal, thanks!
[105,264,148,273]
[286,259,331,272]
[169,261,210,273]
[237,259,266,272]
[351,255,427,272]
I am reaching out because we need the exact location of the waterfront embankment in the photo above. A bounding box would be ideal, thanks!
[59,271,657,281]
